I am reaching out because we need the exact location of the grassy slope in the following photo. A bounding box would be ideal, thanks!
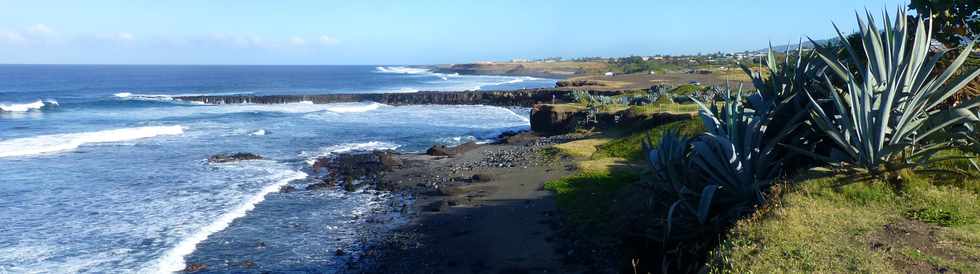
[543,109,979,273]
[708,171,980,273]
[543,118,703,253]
[593,120,703,161]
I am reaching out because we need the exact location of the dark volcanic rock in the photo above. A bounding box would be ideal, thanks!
[471,173,494,182]
[498,131,539,144]
[175,89,578,108]
[207,153,263,163]
[426,145,453,156]
[309,150,402,192]
[306,180,336,191]
[555,79,605,87]
[426,141,479,157]
[313,150,400,177]
[423,200,449,212]
[183,263,207,272]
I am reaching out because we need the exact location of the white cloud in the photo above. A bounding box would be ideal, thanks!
[0,24,57,46]
[288,36,306,46]
[28,24,53,35]
[318,35,338,45]
[202,33,270,48]
[0,31,28,45]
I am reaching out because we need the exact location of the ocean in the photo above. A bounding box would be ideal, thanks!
[0,65,555,273]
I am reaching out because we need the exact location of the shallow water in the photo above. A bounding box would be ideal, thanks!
[0,65,553,273]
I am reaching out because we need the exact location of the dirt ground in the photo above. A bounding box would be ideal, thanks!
[348,138,592,274]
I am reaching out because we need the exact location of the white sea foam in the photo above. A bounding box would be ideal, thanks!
[0,125,185,158]
[503,107,531,123]
[324,102,386,113]
[0,99,58,112]
[114,92,252,101]
[152,170,308,273]
[88,102,388,120]
[375,66,431,74]
[302,141,401,165]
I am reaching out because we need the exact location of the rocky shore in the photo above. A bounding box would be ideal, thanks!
[292,131,591,274]
[175,89,579,107]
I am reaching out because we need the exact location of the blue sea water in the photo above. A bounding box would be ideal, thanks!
[0,65,554,273]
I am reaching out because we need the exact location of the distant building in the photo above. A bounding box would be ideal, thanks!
[511,58,529,63]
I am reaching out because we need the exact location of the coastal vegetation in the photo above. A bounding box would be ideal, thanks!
[543,7,980,273]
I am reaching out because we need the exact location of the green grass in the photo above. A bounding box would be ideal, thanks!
[544,171,641,246]
[593,119,703,161]
[669,84,705,96]
[544,171,641,223]
[905,207,972,227]
[707,171,980,273]
[920,149,980,193]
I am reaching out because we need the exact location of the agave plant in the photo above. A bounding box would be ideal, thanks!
[805,9,980,171]
[643,86,782,242]
[741,43,829,171]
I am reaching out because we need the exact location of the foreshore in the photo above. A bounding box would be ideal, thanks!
[172,88,634,273]
[336,132,591,274]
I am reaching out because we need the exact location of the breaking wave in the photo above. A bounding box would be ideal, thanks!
[374,66,431,74]
[0,125,185,158]
[0,99,59,112]
[151,169,308,273]
[114,92,252,102]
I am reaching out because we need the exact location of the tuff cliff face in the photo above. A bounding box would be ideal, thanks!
[529,105,587,135]
[175,89,576,107]
[530,105,695,135]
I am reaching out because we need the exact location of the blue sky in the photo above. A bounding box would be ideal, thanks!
[0,0,907,65]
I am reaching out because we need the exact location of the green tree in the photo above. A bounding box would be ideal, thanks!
[909,0,980,47]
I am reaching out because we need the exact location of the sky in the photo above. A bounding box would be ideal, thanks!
[0,0,908,65]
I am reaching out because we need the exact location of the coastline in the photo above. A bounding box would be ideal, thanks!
[339,132,588,273]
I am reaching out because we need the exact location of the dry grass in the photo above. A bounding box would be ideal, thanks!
[553,138,609,159]
[708,172,980,273]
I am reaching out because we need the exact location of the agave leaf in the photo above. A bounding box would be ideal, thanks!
[665,200,683,239]
[916,108,980,141]
[697,185,719,224]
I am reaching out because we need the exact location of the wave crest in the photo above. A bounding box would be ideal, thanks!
[0,99,59,112]
[0,125,185,158]
[324,102,386,113]
[375,66,431,74]
[114,92,252,102]
[152,169,307,273]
